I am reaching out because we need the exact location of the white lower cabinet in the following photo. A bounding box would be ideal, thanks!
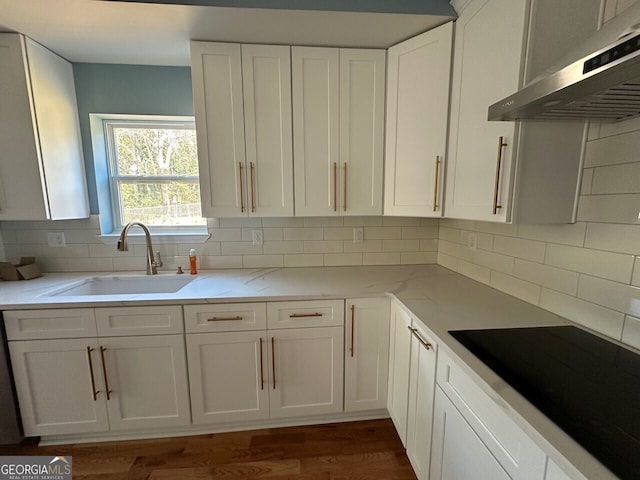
[185,300,345,424]
[9,338,109,436]
[344,298,390,412]
[7,307,190,437]
[406,322,438,480]
[430,387,511,480]
[387,301,412,446]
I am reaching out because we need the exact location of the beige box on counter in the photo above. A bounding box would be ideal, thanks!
[0,257,42,281]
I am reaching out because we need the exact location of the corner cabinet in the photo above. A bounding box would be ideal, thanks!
[292,47,385,216]
[190,42,293,217]
[445,0,600,223]
[0,34,89,220]
[384,22,453,217]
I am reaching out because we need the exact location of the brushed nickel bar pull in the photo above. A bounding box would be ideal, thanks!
[408,326,432,350]
[239,162,245,213]
[250,162,256,213]
[271,337,276,390]
[99,346,113,400]
[259,337,264,391]
[208,316,243,322]
[343,163,347,212]
[433,156,441,212]
[493,136,507,214]
[86,346,100,401]
[289,312,323,318]
[333,162,338,212]
[350,304,355,357]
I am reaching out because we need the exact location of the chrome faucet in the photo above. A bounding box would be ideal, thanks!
[116,222,163,275]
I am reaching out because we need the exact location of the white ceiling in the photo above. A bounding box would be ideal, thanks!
[0,0,455,66]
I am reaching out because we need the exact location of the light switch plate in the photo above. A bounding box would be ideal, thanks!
[47,232,66,248]
[252,229,264,246]
[353,228,364,244]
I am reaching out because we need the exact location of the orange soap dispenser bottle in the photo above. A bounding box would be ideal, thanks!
[189,249,198,275]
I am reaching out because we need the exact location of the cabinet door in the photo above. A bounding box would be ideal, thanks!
[191,41,246,217]
[99,335,190,431]
[187,331,269,424]
[384,23,453,217]
[445,0,528,222]
[406,323,438,480]
[344,297,390,412]
[269,326,344,418]
[339,49,385,216]
[430,387,511,480]
[0,34,88,221]
[242,44,293,217]
[9,338,109,436]
[292,47,340,216]
[387,302,412,446]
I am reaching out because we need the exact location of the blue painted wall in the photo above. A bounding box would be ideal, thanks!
[73,63,194,213]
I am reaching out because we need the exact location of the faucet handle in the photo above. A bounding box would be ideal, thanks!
[155,251,163,267]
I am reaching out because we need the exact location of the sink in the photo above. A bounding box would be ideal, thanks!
[46,275,194,296]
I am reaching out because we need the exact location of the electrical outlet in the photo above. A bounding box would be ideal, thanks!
[353,228,364,244]
[47,232,66,248]
[467,232,477,251]
[252,229,264,246]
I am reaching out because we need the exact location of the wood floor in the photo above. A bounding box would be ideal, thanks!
[0,419,417,480]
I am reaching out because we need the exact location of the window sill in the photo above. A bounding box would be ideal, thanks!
[98,232,211,246]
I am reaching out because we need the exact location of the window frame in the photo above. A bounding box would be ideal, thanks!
[102,117,206,234]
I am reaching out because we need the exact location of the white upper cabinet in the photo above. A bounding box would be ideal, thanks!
[445,0,600,223]
[191,42,293,217]
[293,47,385,216]
[384,23,453,217]
[0,34,89,221]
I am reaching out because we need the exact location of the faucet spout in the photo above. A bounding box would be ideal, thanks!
[116,222,163,275]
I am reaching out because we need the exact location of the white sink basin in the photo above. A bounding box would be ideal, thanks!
[46,275,194,296]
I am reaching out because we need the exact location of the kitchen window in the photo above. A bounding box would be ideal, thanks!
[103,117,206,232]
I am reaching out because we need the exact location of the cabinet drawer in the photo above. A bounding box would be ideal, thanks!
[437,350,546,480]
[95,306,183,336]
[4,309,96,340]
[267,300,344,329]
[184,303,267,333]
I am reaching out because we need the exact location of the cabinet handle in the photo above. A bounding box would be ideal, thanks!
[99,346,113,400]
[408,326,432,350]
[493,136,508,214]
[433,156,441,212]
[271,337,276,390]
[239,162,246,213]
[333,162,338,212]
[343,163,348,212]
[259,337,264,391]
[208,316,243,322]
[86,346,100,401]
[289,312,323,318]
[350,304,355,357]
[250,162,256,213]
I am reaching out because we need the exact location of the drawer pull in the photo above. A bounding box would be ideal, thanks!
[99,346,113,400]
[86,346,100,401]
[208,316,244,322]
[409,326,432,350]
[239,162,246,213]
[271,337,276,390]
[350,304,355,357]
[289,312,323,319]
[493,136,507,214]
[259,337,264,390]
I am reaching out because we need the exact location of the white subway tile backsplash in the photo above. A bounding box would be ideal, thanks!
[585,223,640,255]
[324,253,362,266]
[437,252,458,271]
[263,228,284,241]
[304,217,344,227]
[202,256,243,269]
[401,226,439,239]
[493,235,546,263]
[211,228,242,242]
[472,249,514,275]
[584,129,640,167]
[622,315,640,350]
[539,288,625,340]
[221,242,263,255]
[517,222,586,246]
[633,257,640,287]
[577,194,640,224]
[490,271,541,305]
[363,227,402,239]
[400,252,437,265]
[343,216,383,227]
[68,257,114,272]
[344,240,383,253]
[363,252,401,265]
[303,240,343,254]
[458,260,490,285]
[323,228,354,241]
[438,239,474,262]
[263,241,304,255]
[420,239,438,252]
[261,217,305,227]
[580,168,594,195]
[474,222,518,237]
[513,259,579,296]
[382,217,421,227]
[591,163,640,194]
[283,254,324,267]
[577,275,640,317]
[242,255,284,268]
[545,244,634,283]
[383,239,421,252]
[219,217,263,228]
[439,226,462,243]
[283,227,324,241]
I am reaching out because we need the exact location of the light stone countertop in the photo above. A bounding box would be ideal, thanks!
[0,265,621,479]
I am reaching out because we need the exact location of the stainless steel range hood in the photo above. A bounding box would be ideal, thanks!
[489,9,640,123]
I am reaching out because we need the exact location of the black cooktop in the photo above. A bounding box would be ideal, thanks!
[449,325,640,480]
